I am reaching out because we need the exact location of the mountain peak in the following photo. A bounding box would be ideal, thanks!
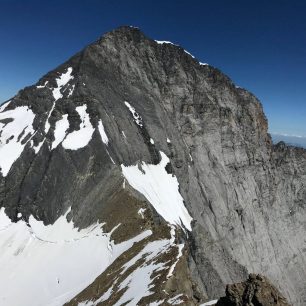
[0,27,305,306]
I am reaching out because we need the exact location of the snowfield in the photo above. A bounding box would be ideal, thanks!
[0,207,151,306]
[121,151,193,231]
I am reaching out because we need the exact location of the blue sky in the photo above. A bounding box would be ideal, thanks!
[0,0,305,137]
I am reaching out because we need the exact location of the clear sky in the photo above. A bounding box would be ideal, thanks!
[0,0,305,137]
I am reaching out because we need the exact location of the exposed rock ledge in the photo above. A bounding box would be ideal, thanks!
[216,274,291,306]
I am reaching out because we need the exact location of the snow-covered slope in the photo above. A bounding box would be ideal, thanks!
[0,208,151,306]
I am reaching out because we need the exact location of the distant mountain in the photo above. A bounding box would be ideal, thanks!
[271,133,306,148]
[0,26,304,306]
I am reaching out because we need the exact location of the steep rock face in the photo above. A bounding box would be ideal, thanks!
[0,26,305,305]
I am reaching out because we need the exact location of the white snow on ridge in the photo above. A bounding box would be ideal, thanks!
[121,151,192,231]
[0,207,152,306]
[37,80,49,89]
[0,106,35,176]
[155,39,209,66]
[155,40,177,45]
[51,114,69,150]
[62,105,95,150]
[183,49,195,58]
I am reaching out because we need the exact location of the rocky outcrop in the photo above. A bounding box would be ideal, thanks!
[0,26,305,305]
[216,274,291,306]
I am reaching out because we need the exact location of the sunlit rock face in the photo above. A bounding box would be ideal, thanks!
[0,26,305,305]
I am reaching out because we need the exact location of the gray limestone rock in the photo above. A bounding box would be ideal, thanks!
[0,26,305,305]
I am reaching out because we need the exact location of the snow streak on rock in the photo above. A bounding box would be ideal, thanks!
[167,294,185,305]
[98,120,109,145]
[0,207,152,306]
[124,101,143,127]
[200,300,218,306]
[167,227,184,278]
[121,151,192,231]
[0,106,35,176]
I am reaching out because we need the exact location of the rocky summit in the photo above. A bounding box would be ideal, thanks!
[0,26,304,306]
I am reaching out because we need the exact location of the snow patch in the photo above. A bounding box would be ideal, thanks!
[138,208,146,219]
[0,208,152,306]
[52,67,74,101]
[62,105,94,150]
[200,300,218,306]
[124,101,143,127]
[200,62,209,66]
[0,106,35,176]
[168,294,185,305]
[150,138,155,144]
[67,84,75,97]
[121,151,192,231]
[98,119,109,145]
[149,300,165,306]
[51,114,69,150]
